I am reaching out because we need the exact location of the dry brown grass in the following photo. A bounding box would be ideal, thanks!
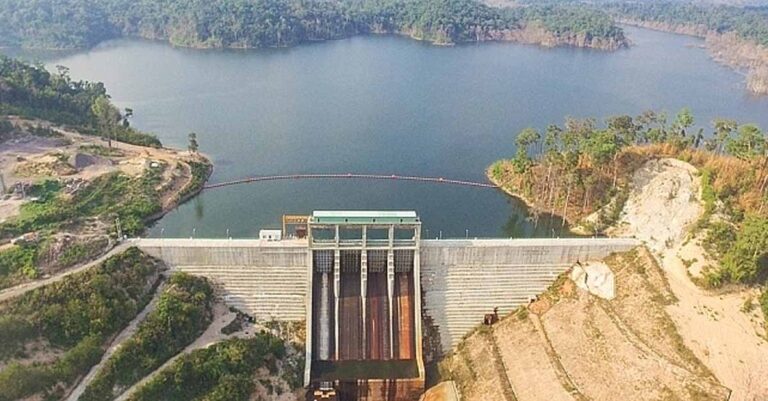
[490,144,767,228]
[632,144,766,216]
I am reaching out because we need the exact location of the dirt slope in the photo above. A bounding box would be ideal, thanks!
[612,158,768,401]
[441,248,729,401]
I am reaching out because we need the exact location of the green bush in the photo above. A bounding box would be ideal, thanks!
[702,221,737,260]
[177,160,211,201]
[0,248,159,400]
[722,216,768,284]
[0,316,35,360]
[79,144,125,157]
[56,240,105,268]
[128,335,286,401]
[0,244,38,283]
[80,273,214,401]
[0,335,103,401]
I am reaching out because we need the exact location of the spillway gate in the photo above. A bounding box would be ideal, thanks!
[306,211,425,401]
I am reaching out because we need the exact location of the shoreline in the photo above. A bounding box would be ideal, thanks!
[3,28,627,54]
[485,165,581,229]
[618,19,768,95]
[0,119,213,240]
[144,157,213,225]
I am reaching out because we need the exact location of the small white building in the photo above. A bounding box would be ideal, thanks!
[259,229,282,241]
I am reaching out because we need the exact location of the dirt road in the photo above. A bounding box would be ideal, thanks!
[0,242,129,303]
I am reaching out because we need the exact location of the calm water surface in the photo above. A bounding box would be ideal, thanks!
[5,27,768,238]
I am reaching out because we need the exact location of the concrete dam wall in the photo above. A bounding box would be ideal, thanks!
[135,239,309,321]
[133,237,638,351]
[420,238,639,350]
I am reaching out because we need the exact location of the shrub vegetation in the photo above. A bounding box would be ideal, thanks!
[0,170,163,241]
[0,248,160,401]
[80,273,215,401]
[127,335,287,401]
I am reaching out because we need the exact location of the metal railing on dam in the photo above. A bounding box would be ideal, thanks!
[131,237,639,351]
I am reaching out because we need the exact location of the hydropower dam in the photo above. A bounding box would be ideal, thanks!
[133,211,639,401]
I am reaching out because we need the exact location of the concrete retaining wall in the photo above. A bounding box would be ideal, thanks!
[420,238,639,350]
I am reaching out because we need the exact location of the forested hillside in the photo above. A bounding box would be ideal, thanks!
[599,1,768,94]
[0,56,160,146]
[126,335,294,401]
[490,110,768,340]
[605,1,768,46]
[81,273,214,401]
[0,0,627,49]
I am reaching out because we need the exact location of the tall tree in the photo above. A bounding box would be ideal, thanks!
[91,95,121,148]
[713,118,738,154]
[122,108,133,128]
[512,127,541,173]
[726,124,765,160]
[188,132,199,154]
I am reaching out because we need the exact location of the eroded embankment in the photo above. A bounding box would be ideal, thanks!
[609,158,768,401]
[439,248,730,401]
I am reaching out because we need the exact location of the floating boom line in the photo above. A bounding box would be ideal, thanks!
[203,173,499,190]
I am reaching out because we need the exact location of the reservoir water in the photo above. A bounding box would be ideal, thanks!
[4,26,768,238]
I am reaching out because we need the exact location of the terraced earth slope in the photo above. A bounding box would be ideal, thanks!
[439,248,730,401]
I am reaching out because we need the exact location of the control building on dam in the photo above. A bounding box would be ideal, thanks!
[134,211,639,401]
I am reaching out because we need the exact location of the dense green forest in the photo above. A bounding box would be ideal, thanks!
[604,1,768,46]
[0,0,626,49]
[0,248,161,401]
[81,273,214,401]
[0,56,160,146]
[127,335,288,401]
